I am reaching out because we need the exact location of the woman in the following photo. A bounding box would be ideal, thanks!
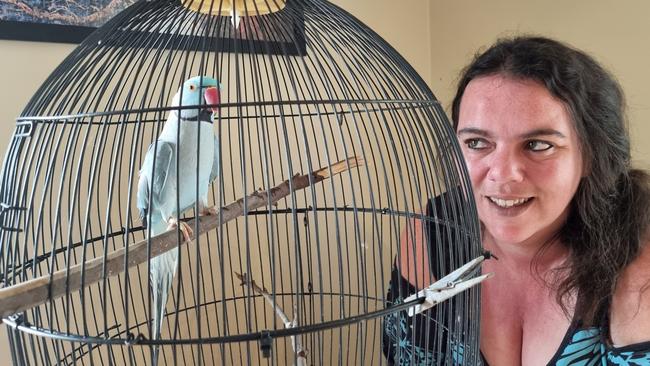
[383,36,650,365]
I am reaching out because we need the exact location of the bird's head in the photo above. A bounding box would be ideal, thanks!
[171,75,221,120]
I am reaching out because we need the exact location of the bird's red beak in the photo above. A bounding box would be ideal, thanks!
[204,86,220,112]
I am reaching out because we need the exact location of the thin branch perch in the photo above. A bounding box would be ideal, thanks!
[235,272,307,364]
[0,156,364,319]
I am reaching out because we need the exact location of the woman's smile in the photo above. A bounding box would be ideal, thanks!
[485,196,535,217]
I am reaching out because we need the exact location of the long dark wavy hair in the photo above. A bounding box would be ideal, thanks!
[451,36,650,324]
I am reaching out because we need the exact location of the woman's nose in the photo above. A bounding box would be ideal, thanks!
[487,147,525,183]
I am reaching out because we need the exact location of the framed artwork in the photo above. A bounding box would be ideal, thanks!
[0,0,138,43]
[0,0,306,56]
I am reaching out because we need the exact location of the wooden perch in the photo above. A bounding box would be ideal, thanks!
[235,272,306,364]
[0,156,364,319]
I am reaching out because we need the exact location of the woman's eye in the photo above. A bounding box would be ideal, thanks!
[527,140,553,151]
[465,138,489,150]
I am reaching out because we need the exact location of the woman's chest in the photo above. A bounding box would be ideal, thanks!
[480,273,573,366]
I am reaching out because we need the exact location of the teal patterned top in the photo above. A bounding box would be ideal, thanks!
[550,324,650,366]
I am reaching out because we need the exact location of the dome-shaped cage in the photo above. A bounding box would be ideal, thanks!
[0,0,483,365]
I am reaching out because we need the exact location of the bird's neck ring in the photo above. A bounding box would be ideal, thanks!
[178,109,214,123]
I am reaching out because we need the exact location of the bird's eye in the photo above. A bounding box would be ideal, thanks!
[189,84,196,91]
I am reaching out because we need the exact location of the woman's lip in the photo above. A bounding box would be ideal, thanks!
[485,195,533,200]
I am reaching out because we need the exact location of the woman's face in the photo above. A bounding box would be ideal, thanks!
[456,74,584,248]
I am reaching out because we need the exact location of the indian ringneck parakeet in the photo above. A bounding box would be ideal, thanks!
[137,76,221,364]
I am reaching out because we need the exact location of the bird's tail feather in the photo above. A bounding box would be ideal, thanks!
[149,221,179,366]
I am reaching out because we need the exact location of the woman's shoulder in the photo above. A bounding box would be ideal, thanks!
[609,235,650,346]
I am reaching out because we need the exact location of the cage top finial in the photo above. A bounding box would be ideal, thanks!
[184,0,286,16]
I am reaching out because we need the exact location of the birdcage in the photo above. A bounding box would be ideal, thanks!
[0,0,484,365]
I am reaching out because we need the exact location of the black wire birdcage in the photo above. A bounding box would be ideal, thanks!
[0,0,483,365]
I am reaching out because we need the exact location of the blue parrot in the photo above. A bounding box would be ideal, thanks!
[137,76,221,364]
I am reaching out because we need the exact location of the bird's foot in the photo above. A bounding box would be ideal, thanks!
[199,205,219,216]
[167,218,193,242]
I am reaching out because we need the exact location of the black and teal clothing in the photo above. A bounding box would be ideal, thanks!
[382,266,475,365]
[381,195,650,365]
[382,191,483,365]
[548,322,650,365]
[382,266,650,365]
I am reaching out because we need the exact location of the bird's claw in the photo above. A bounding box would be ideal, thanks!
[200,205,219,216]
[167,218,193,242]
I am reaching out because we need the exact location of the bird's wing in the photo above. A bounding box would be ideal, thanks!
[209,134,220,183]
[137,141,176,225]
